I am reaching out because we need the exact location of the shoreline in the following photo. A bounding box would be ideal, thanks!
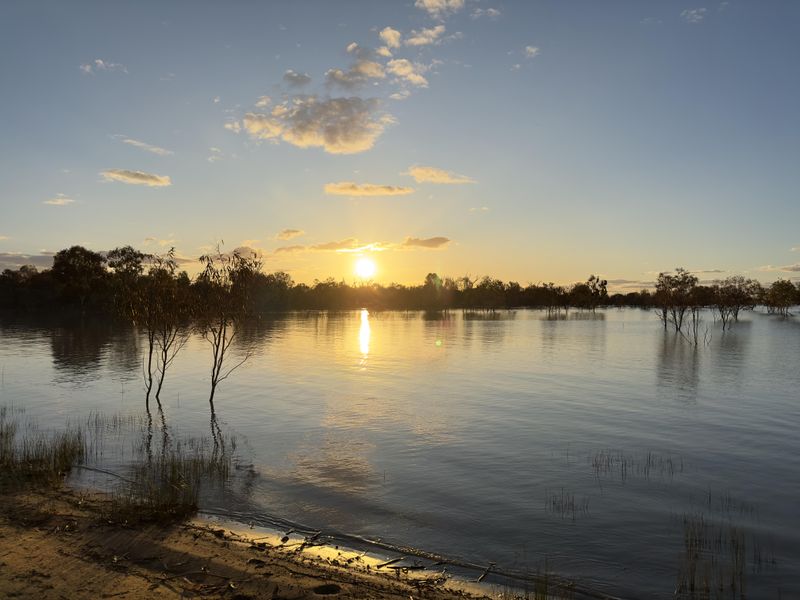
[0,484,499,599]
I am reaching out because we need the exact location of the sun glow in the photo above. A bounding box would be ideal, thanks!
[355,257,376,279]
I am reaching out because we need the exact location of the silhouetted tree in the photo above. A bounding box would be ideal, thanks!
[764,279,796,316]
[51,246,108,309]
[195,247,262,406]
[655,268,698,332]
[711,276,761,330]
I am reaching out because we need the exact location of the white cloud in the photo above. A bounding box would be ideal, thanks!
[116,136,173,156]
[324,182,415,196]
[471,8,501,19]
[224,121,241,133]
[276,229,305,240]
[405,25,446,47]
[791,246,800,252]
[0,235,9,241]
[255,95,271,108]
[376,46,393,58]
[379,26,402,49]
[525,45,540,59]
[469,206,489,213]
[213,96,221,104]
[390,89,411,101]
[406,165,475,184]
[401,236,451,249]
[414,0,464,19]
[43,193,75,206]
[241,96,393,154]
[80,59,127,74]
[101,169,172,187]
[386,59,429,87]
[283,69,312,87]
[681,8,707,23]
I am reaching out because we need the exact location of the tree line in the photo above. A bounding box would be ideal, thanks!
[1,245,798,316]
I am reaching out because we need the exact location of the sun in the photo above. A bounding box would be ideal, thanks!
[355,257,377,279]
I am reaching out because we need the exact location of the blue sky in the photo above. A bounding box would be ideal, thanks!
[1,0,799,288]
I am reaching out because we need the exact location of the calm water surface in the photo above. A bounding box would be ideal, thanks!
[1,308,798,598]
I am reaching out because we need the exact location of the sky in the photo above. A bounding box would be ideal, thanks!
[1,0,799,289]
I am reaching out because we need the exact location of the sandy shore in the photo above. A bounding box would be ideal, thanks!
[0,486,493,599]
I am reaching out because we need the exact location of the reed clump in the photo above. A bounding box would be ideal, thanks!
[106,438,231,524]
[0,407,85,490]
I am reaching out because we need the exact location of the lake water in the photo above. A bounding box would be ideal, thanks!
[1,308,798,598]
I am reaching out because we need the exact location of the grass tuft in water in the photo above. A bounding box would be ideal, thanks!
[0,406,85,490]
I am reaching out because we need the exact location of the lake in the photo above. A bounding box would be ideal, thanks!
[1,308,798,598]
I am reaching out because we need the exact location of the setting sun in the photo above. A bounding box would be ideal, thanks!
[354,257,376,279]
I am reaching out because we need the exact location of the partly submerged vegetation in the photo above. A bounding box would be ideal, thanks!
[0,407,232,524]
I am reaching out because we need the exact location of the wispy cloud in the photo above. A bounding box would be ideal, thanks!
[405,25,446,47]
[401,236,451,249]
[143,236,176,248]
[283,69,312,87]
[80,59,127,74]
[759,263,800,273]
[406,165,475,184]
[274,244,306,254]
[207,147,223,162]
[115,136,173,156]
[237,96,393,154]
[276,229,305,241]
[471,8,501,20]
[324,182,415,197]
[681,8,707,23]
[379,26,402,49]
[43,193,75,206]
[414,0,464,19]
[790,245,799,252]
[524,45,540,59]
[386,59,429,87]
[275,235,451,254]
[0,235,10,241]
[101,169,172,187]
[390,89,411,101]
[469,206,489,213]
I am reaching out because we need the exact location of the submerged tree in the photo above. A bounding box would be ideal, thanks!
[655,268,698,332]
[711,276,761,330]
[195,247,262,406]
[764,279,796,316]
